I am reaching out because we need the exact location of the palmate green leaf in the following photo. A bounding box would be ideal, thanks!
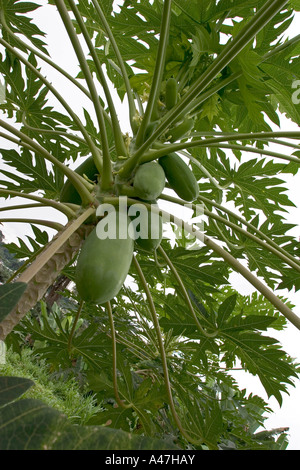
[243,244,296,290]
[88,404,135,432]
[260,50,300,124]
[206,215,299,289]
[225,158,295,220]
[89,374,167,436]
[216,293,237,328]
[21,312,113,371]
[289,0,300,9]
[278,268,300,291]
[205,210,299,290]
[158,291,216,335]
[0,282,27,322]
[215,287,288,329]
[4,227,48,261]
[165,245,229,286]
[0,0,299,451]
[135,242,230,311]
[255,7,294,54]
[0,51,44,121]
[0,0,48,53]
[176,0,264,23]
[87,356,168,435]
[0,53,90,166]
[87,370,138,432]
[174,386,223,450]
[0,147,59,195]
[220,318,299,405]
[0,376,177,450]
[0,376,34,406]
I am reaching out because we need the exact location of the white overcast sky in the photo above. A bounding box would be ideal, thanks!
[0,1,300,449]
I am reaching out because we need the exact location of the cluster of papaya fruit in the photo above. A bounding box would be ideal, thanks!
[60,77,199,305]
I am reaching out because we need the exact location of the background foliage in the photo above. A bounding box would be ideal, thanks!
[0,0,300,450]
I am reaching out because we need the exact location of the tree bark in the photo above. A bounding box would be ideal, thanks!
[0,225,92,341]
[44,275,71,308]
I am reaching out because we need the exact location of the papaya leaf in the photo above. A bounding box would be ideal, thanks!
[0,282,27,322]
[0,0,47,53]
[0,376,34,406]
[0,376,177,450]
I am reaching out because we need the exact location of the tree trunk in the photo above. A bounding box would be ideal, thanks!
[44,275,71,308]
[0,225,92,341]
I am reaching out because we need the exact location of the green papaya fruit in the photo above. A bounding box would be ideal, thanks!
[133,162,165,200]
[159,153,199,202]
[75,212,134,304]
[165,77,178,110]
[129,202,163,252]
[168,117,194,143]
[60,156,99,205]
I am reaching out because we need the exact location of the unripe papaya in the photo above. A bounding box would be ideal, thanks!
[159,153,199,202]
[133,162,165,200]
[168,117,194,143]
[75,213,134,304]
[129,202,163,252]
[165,77,178,110]
[60,156,98,205]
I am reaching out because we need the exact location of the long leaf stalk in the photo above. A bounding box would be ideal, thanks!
[0,202,43,212]
[140,131,300,163]
[159,193,300,271]
[132,254,207,446]
[0,188,76,219]
[5,244,46,284]
[67,299,84,354]
[54,0,110,184]
[91,0,137,134]
[106,301,134,409]
[171,30,300,142]
[204,143,300,164]
[118,0,290,175]
[67,0,127,158]
[134,0,172,148]
[180,151,231,191]
[157,246,218,337]
[20,116,90,146]
[128,31,300,168]
[0,130,93,208]
[125,284,167,363]
[266,139,300,151]
[0,130,47,155]
[186,133,300,151]
[205,210,300,272]
[192,193,300,268]
[262,33,300,60]
[194,233,300,331]
[0,9,92,102]
[10,206,95,285]
[0,218,63,231]
[210,217,245,251]
[104,196,300,330]
[176,71,241,122]
[0,118,94,205]
[0,37,101,167]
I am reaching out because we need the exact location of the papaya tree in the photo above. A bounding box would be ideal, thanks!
[0,0,300,450]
